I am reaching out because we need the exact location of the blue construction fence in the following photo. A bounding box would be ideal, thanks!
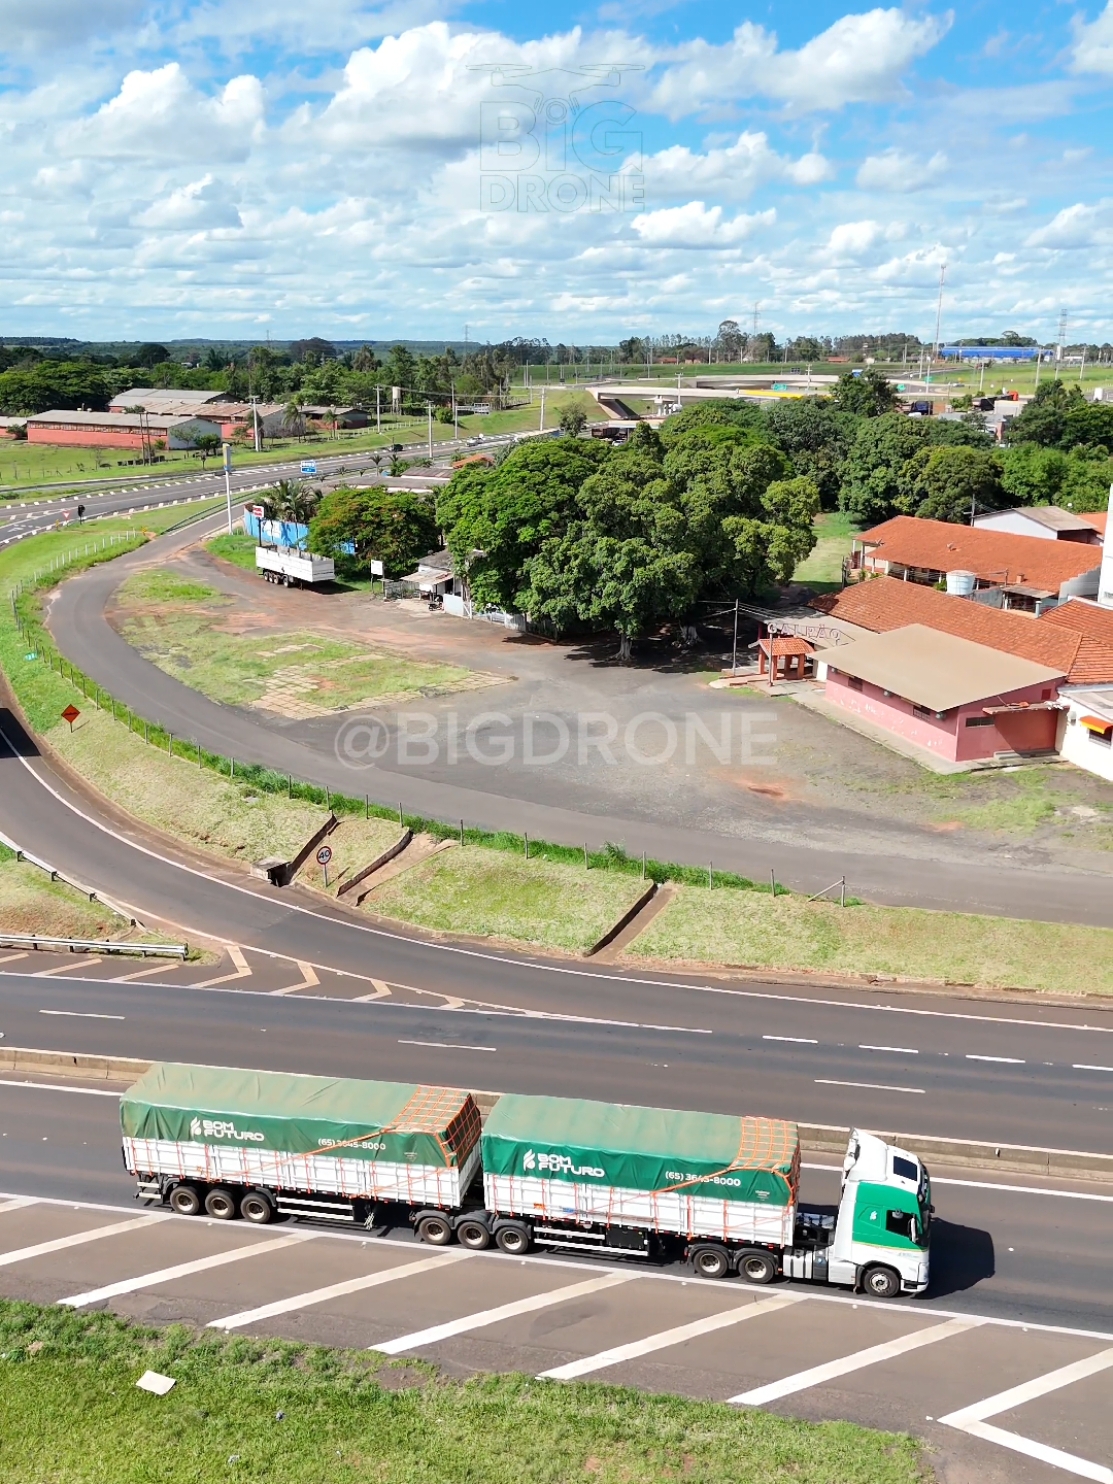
[241,510,354,556]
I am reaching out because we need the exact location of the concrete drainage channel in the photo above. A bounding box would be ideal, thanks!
[5,1045,1113,1182]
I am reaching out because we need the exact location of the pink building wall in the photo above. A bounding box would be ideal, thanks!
[27,426,147,449]
[825,671,1059,761]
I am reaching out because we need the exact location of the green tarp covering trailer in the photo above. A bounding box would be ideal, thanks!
[481,1094,800,1246]
[122,1064,482,1219]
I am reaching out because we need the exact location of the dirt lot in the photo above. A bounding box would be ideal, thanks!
[103,541,1113,878]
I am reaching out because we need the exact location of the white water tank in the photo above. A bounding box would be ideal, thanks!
[946,570,977,597]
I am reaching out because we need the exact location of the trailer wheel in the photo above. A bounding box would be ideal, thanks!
[738,1250,778,1285]
[494,1222,531,1256]
[417,1214,454,1246]
[240,1192,275,1225]
[456,1219,492,1250]
[691,1245,730,1280]
[168,1184,202,1216]
[862,1265,901,1299]
[204,1188,238,1220]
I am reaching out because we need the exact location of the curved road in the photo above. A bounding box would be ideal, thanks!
[46,508,1113,926]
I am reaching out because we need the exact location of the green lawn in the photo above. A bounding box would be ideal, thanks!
[792,511,861,590]
[113,597,484,716]
[364,847,648,952]
[0,1301,926,1484]
[629,886,1110,995]
[205,531,258,571]
[0,856,127,939]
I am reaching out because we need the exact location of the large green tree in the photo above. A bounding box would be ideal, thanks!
[831,368,899,417]
[309,487,438,577]
[764,398,858,509]
[897,445,1008,524]
[0,360,112,414]
[838,413,926,524]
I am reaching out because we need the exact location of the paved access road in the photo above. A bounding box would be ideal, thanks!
[44,507,1113,924]
[0,1136,1109,1484]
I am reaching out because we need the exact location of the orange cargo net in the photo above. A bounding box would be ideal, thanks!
[309,1086,482,1166]
[655,1117,799,1202]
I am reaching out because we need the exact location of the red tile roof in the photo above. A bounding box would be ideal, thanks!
[1078,511,1107,538]
[760,635,814,656]
[858,515,1102,594]
[1039,599,1113,681]
[813,576,1113,683]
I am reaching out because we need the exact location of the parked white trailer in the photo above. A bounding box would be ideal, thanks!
[255,546,335,587]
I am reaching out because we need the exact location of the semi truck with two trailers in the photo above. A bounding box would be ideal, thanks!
[122,1064,932,1299]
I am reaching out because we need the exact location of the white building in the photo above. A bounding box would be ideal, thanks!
[1057,687,1113,782]
[974,507,1103,545]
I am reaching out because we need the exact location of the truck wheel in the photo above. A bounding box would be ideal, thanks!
[738,1251,778,1285]
[169,1184,201,1216]
[204,1188,238,1220]
[692,1246,730,1280]
[862,1265,901,1299]
[456,1219,492,1250]
[417,1214,454,1246]
[240,1192,274,1225]
[494,1222,531,1256]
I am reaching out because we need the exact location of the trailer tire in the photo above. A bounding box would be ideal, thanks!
[494,1222,531,1256]
[204,1188,238,1221]
[861,1264,901,1299]
[455,1219,492,1250]
[417,1214,454,1246]
[737,1250,778,1285]
[691,1245,730,1280]
[168,1184,202,1216]
[240,1192,275,1225]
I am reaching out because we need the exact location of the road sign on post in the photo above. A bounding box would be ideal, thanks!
[300,461,317,476]
[61,704,80,732]
[369,559,384,577]
[316,843,333,888]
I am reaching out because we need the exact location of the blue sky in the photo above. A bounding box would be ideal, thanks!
[1,1,1112,344]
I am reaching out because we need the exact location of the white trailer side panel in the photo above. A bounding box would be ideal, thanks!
[126,1137,480,1208]
[484,1172,795,1245]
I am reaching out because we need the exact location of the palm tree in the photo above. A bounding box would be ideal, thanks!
[283,397,306,439]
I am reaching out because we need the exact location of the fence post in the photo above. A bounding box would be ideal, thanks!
[840,876,846,908]
[524,832,529,860]
[584,843,589,869]
[770,868,776,898]
[168,731,173,755]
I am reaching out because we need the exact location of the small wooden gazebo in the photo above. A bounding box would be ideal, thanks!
[757,634,815,684]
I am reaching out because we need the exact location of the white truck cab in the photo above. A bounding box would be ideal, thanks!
[826,1129,932,1297]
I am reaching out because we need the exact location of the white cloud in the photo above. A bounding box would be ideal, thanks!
[856,148,947,192]
[645,131,831,201]
[631,201,775,247]
[0,0,144,48]
[650,8,951,118]
[825,219,881,255]
[1025,203,1102,249]
[64,65,265,162]
[135,176,243,230]
[1071,1,1113,75]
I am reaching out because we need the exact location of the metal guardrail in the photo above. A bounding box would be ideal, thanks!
[0,933,187,958]
[0,828,138,926]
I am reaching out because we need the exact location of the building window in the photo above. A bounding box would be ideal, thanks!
[965,716,994,728]
[912,704,931,719]
[1090,729,1113,748]
[847,676,863,692]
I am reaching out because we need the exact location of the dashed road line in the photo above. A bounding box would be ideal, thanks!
[731,1315,983,1405]
[0,1214,168,1269]
[814,1079,925,1095]
[763,1035,817,1044]
[209,1251,466,1331]
[1074,1064,1113,1073]
[40,1008,124,1019]
[967,1055,1026,1065]
[540,1292,805,1380]
[0,1080,122,1096]
[859,1044,919,1055]
[398,1039,497,1053]
[60,1232,312,1308]
[374,1271,635,1356]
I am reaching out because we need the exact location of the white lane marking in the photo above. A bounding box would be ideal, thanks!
[731,1316,983,1405]
[815,1079,925,1094]
[955,1421,1112,1482]
[763,1035,817,1044]
[209,1251,466,1331]
[0,1197,36,1214]
[1074,1064,1113,1073]
[270,961,319,996]
[940,1347,1113,1427]
[40,1009,124,1020]
[60,1232,310,1308]
[539,1292,805,1381]
[193,945,251,988]
[801,1164,1113,1201]
[859,1045,919,1055]
[112,962,180,983]
[0,953,28,965]
[4,722,1107,1042]
[375,1271,635,1355]
[351,978,391,1002]
[0,1214,168,1269]
[967,1055,1025,1065]
[397,1039,496,1053]
[33,958,103,977]
[940,1347,1113,1483]
[0,1079,121,1096]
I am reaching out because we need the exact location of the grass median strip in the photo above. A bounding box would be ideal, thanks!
[627,887,1113,996]
[0,854,128,940]
[0,1299,928,1484]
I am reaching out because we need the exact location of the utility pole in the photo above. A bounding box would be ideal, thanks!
[731,599,739,673]
[222,442,233,534]
[375,385,381,435]
[427,403,433,459]
[1057,308,1068,364]
[932,263,946,360]
[249,395,261,453]
[539,386,546,431]
[452,387,458,440]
